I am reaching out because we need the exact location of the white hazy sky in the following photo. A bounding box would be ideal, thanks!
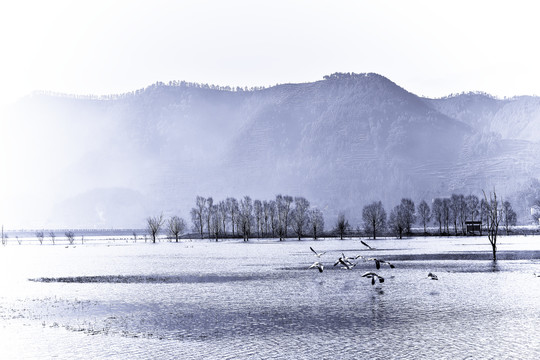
[1,0,540,107]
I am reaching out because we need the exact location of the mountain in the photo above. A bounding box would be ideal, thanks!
[2,73,539,229]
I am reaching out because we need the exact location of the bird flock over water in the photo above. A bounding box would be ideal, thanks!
[308,241,439,285]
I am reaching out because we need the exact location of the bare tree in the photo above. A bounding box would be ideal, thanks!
[226,197,239,237]
[167,216,186,242]
[290,197,310,240]
[205,197,214,238]
[239,196,254,241]
[480,198,490,236]
[254,200,263,238]
[268,200,277,238]
[399,198,416,235]
[147,213,164,243]
[65,231,75,245]
[49,231,56,245]
[432,198,443,235]
[417,200,431,234]
[466,194,480,221]
[210,204,221,241]
[191,196,206,239]
[362,201,386,240]
[502,200,517,235]
[309,208,324,240]
[276,195,287,240]
[388,205,405,239]
[450,194,460,235]
[442,198,451,234]
[218,201,229,237]
[36,231,44,245]
[262,201,270,237]
[483,190,502,261]
[132,231,137,242]
[458,194,468,235]
[335,212,350,240]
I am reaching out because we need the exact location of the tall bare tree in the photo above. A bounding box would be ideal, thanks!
[362,201,386,240]
[480,198,490,236]
[502,200,517,235]
[205,197,214,238]
[191,196,206,239]
[334,212,349,240]
[49,231,56,245]
[239,196,254,241]
[399,198,416,235]
[226,197,239,237]
[388,205,405,239]
[147,213,164,243]
[450,194,460,235]
[268,200,277,237]
[262,200,270,237]
[442,198,451,234]
[417,200,431,234]
[432,198,443,235]
[36,231,44,245]
[210,204,221,241]
[282,195,294,238]
[290,197,310,240]
[167,216,186,242]
[65,231,75,245]
[276,195,287,240]
[483,190,502,261]
[309,208,324,240]
[254,200,263,238]
[466,194,480,221]
[218,200,229,237]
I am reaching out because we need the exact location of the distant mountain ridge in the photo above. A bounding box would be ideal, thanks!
[3,73,540,228]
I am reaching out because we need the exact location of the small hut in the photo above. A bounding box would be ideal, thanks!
[465,221,482,235]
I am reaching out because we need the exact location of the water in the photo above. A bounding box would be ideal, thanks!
[0,236,539,359]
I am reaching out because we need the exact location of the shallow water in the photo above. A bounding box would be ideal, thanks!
[0,236,539,359]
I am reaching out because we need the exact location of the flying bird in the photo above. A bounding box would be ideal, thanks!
[428,272,438,280]
[310,247,326,258]
[308,262,324,273]
[365,258,395,270]
[334,253,356,269]
[362,272,385,285]
[360,240,373,249]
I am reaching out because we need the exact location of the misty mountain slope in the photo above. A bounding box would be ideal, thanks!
[426,93,540,143]
[425,93,507,132]
[3,73,540,228]
[220,74,473,218]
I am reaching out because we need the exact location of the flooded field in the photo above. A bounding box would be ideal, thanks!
[0,236,539,359]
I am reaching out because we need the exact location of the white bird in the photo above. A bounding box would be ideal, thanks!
[362,272,385,285]
[428,272,438,280]
[533,272,540,277]
[310,247,326,258]
[361,240,373,249]
[334,253,356,269]
[308,261,324,273]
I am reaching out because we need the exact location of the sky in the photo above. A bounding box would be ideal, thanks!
[1,0,540,109]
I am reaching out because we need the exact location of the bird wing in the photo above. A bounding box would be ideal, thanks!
[361,240,372,249]
[310,247,318,255]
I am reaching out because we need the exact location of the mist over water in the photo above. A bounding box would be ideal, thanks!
[0,236,538,359]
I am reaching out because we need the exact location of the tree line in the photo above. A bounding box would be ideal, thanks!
[188,195,324,241]
[177,193,517,241]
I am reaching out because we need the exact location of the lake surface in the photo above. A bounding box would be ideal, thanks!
[0,236,539,359]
